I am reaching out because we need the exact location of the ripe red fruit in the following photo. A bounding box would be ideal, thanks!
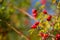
[41,0,47,5]
[40,33,44,37]
[33,13,37,18]
[43,9,47,14]
[39,33,49,39]
[56,34,60,40]
[32,9,37,13]
[35,22,39,25]
[32,9,37,18]
[40,33,49,40]
[31,24,37,29]
[47,15,52,21]
[31,22,39,29]
[43,34,49,38]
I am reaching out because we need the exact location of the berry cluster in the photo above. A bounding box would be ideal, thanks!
[30,0,60,40]
[31,9,52,28]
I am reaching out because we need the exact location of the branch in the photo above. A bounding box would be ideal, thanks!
[6,22,30,40]
[5,2,39,40]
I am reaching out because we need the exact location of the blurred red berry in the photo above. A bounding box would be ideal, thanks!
[40,33,44,37]
[35,22,39,25]
[33,13,37,18]
[47,15,52,21]
[43,34,49,38]
[39,33,49,39]
[56,34,60,40]
[41,0,47,5]
[31,22,39,29]
[32,9,37,18]
[31,24,37,29]
[43,9,47,14]
[32,9,37,13]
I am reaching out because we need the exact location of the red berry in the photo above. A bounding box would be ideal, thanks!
[56,34,60,40]
[32,9,37,18]
[43,9,47,14]
[32,9,37,13]
[43,34,49,38]
[31,24,37,29]
[39,33,49,39]
[56,34,60,38]
[33,13,37,18]
[47,15,52,21]
[40,33,44,37]
[40,33,49,40]
[41,0,46,5]
[35,22,39,25]
[31,22,39,29]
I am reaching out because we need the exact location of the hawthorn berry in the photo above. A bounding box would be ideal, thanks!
[43,9,47,14]
[31,22,39,29]
[56,34,60,40]
[43,34,49,38]
[31,24,37,29]
[42,34,49,40]
[33,13,37,18]
[35,22,39,25]
[40,0,47,5]
[32,9,37,18]
[39,33,49,39]
[39,33,44,37]
[32,9,37,13]
[47,15,52,21]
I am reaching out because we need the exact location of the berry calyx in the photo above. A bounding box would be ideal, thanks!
[47,15,52,21]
